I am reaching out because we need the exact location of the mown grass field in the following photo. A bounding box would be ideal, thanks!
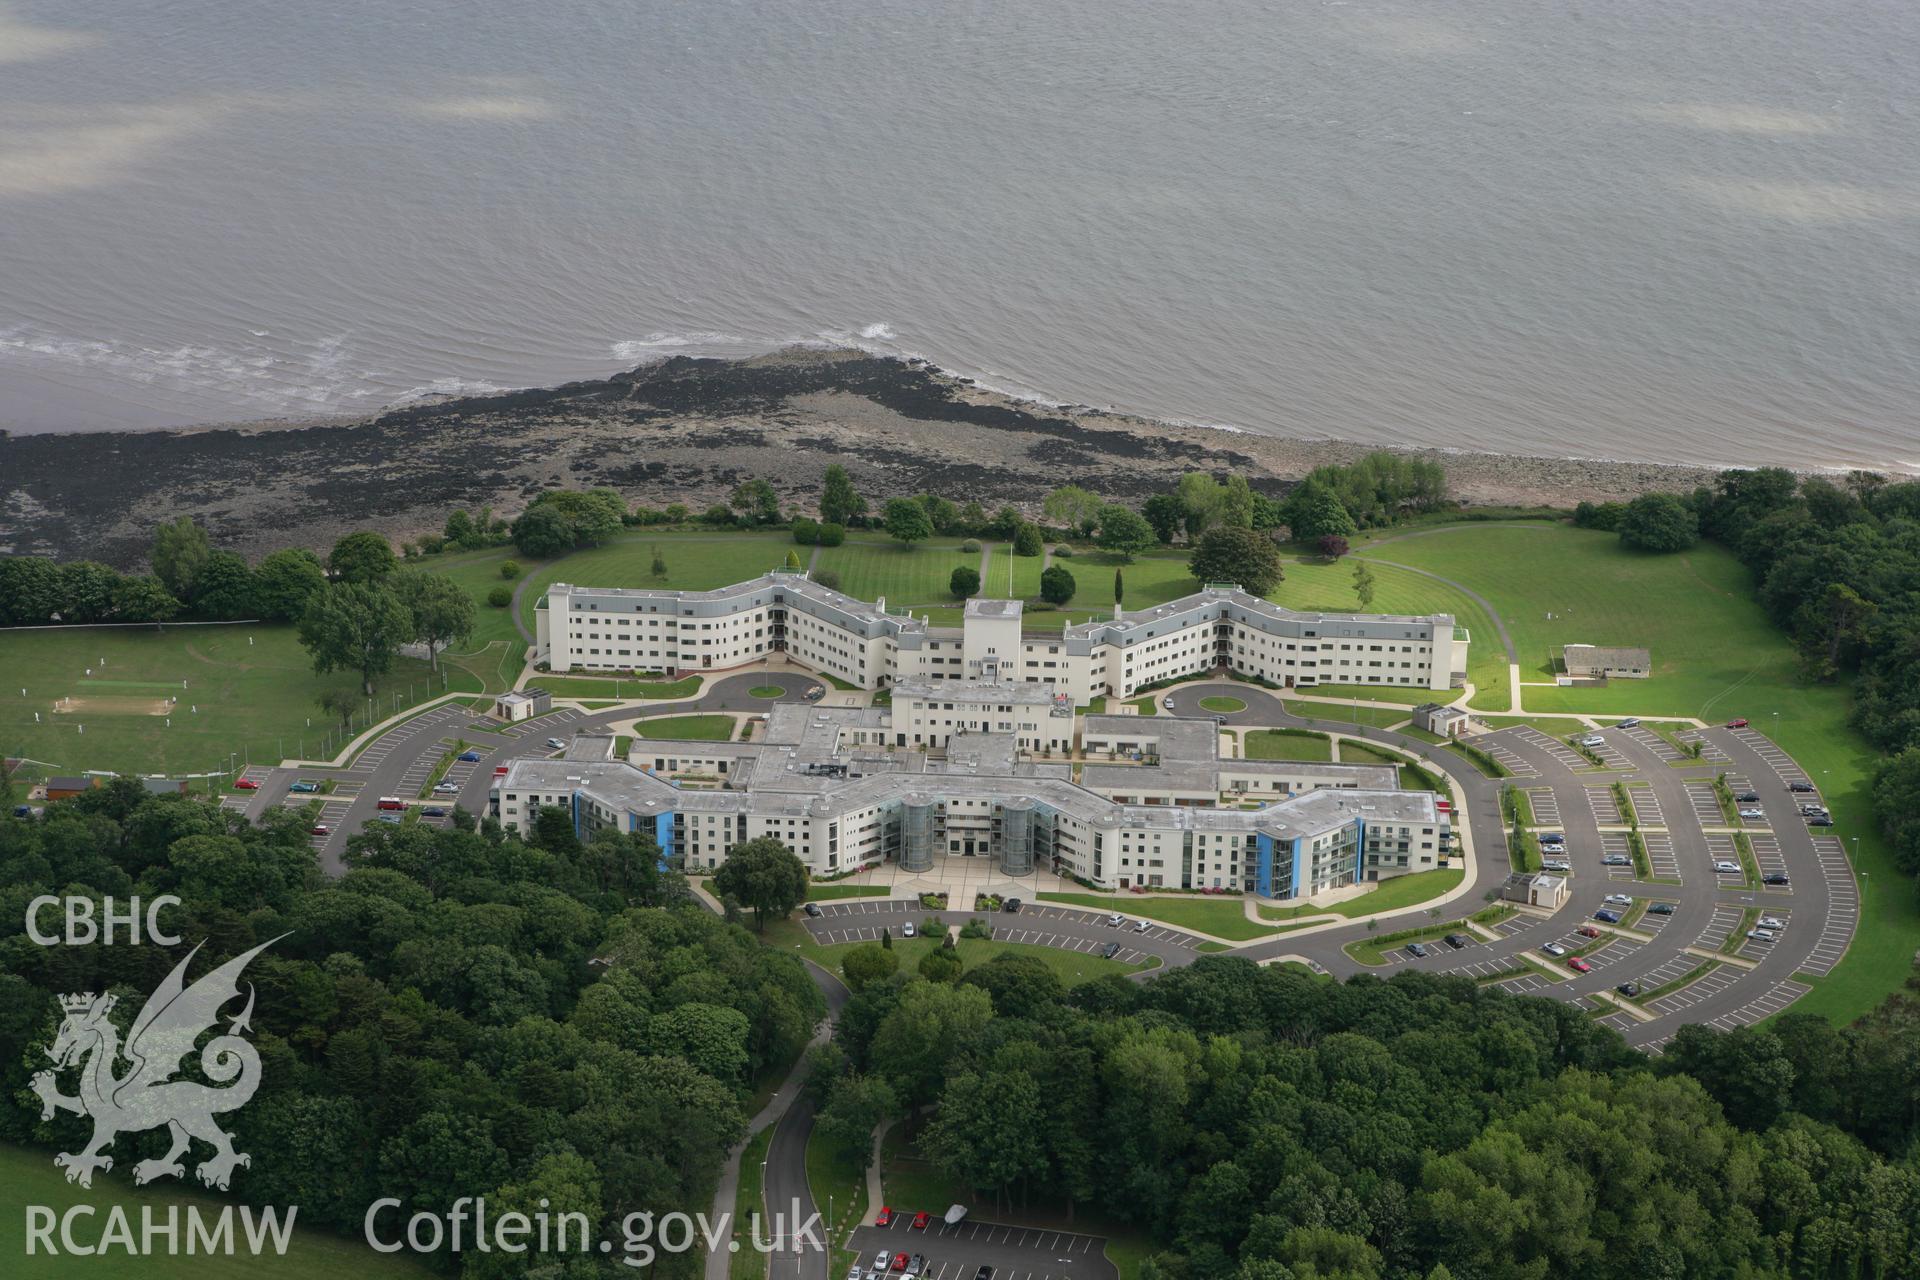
[0,1144,434,1279]
[1038,891,1281,941]
[1349,522,1910,1024]
[1243,728,1332,762]
[810,537,981,610]
[0,626,470,781]
[633,714,737,740]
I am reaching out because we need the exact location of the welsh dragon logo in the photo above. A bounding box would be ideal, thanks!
[30,937,281,1191]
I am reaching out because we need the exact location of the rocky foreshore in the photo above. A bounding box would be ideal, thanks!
[0,347,1728,566]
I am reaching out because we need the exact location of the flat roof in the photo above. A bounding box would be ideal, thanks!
[964,598,1023,619]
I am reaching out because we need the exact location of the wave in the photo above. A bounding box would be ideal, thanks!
[609,331,748,362]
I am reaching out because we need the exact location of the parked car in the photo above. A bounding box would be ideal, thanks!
[1789,780,1816,793]
[1758,916,1786,929]
[875,1208,894,1228]
[1578,924,1601,939]
[289,780,319,793]
[1443,934,1470,950]
[1800,804,1828,816]
[1002,898,1020,914]
[847,1267,863,1280]
[232,778,259,790]
[1763,873,1792,886]
[1726,718,1749,728]
[1595,909,1622,924]
[546,737,567,749]
[1405,942,1429,958]
[1542,859,1571,872]
[874,1251,891,1270]
[1735,791,1760,802]
[901,922,917,938]
[804,902,823,918]
[1132,919,1150,933]
[1809,815,1835,827]
[1616,718,1640,729]
[457,750,482,762]
[310,824,330,836]
[1604,892,1632,905]
[434,781,460,794]
[1106,913,1124,927]
[1647,902,1676,915]
[1541,942,1568,957]
[910,1212,930,1231]
[376,812,403,824]
[1101,942,1121,959]
[905,1258,925,1279]
[1567,957,1592,973]
[1602,854,1631,866]
[1616,982,1641,997]
[1579,734,1605,748]
[976,1268,995,1280]
[422,806,448,817]
[1738,807,1765,819]
[1539,833,1565,846]
[1747,928,1777,942]
[1714,860,1742,874]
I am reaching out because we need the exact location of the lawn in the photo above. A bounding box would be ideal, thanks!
[764,919,1154,983]
[0,625,473,780]
[1348,522,1914,1023]
[633,714,737,740]
[1338,740,1406,766]
[1243,728,1332,762]
[730,1125,775,1280]
[413,543,525,652]
[1038,891,1280,941]
[530,674,704,700]
[1199,695,1246,714]
[515,532,798,636]
[0,1144,434,1278]
[806,883,892,901]
[810,537,982,611]
[1258,868,1465,921]
[804,1118,866,1280]
[1283,699,1411,730]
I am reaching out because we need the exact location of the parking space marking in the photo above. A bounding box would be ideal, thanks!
[1675,729,1728,762]
[1513,728,1586,771]
[1647,962,1740,1016]
[1624,726,1683,763]
[1524,787,1562,828]
[1640,831,1680,882]
[1626,782,1665,827]
[1585,785,1624,826]
[1709,978,1811,1031]
[1691,904,1743,951]
[1682,780,1724,828]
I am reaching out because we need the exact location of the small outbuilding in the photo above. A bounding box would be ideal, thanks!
[137,776,190,797]
[1561,644,1651,679]
[494,688,552,722]
[1502,871,1568,909]
[45,776,96,801]
[1412,702,1470,738]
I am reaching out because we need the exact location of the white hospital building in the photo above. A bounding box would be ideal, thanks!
[535,571,1468,701]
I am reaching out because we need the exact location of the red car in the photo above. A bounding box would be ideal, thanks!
[232,778,259,790]
[1567,957,1592,974]
[1577,924,1600,938]
[910,1212,930,1231]
[875,1208,893,1228]
[892,1254,909,1272]
[1726,718,1749,729]
[310,824,330,836]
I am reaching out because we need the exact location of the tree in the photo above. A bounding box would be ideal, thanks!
[711,838,808,930]
[112,575,180,626]
[1043,486,1103,536]
[1013,523,1044,557]
[297,581,413,695]
[1618,492,1699,553]
[510,505,574,558]
[189,551,257,619]
[821,465,866,526]
[1177,473,1224,537]
[951,567,981,598]
[786,549,805,571]
[391,571,475,672]
[151,516,211,601]
[918,947,964,983]
[986,506,1022,540]
[254,549,327,621]
[486,585,512,608]
[1318,533,1349,560]
[442,509,476,547]
[59,561,121,623]
[1189,527,1283,596]
[328,531,398,583]
[651,547,668,579]
[816,1073,897,1161]
[499,560,520,579]
[1114,569,1124,605]
[1095,505,1157,562]
[1142,494,1184,545]
[0,556,62,624]
[1286,479,1357,543]
[919,494,961,536]
[730,479,782,526]
[1352,562,1376,610]
[842,943,900,992]
[1040,566,1076,606]
[884,497,934,547]
[1220,475,1255,530]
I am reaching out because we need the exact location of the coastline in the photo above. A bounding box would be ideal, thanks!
[1,347,1734,566]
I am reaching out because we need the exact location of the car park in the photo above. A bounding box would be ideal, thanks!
[1101,941,1121,958]
[458,750,482,762]
[1577,924,1601,938]
[289,779,319,793]
[1106,913,1124,927]
[232,778,259,790]
[546,737,567,749]
[1541,942,1568,957]
[1763,873,1791,886]
[910,1211,930,1231]
[1726,718,1749,728]
[1647,902,1676,915]
[1594,909,1622,924]
[876,1208,893,1227]
[901,922,917,938]
[1567,957,1592,973]
[1747,928,1776,942]
[804,902,823,917]
[1405,942,1429,958]
[1443,934,1470,949]
[1714,860,1741,873]
[1616,982,1640,997]
[1604,893,1632,905]
[1758,915,1785,929]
